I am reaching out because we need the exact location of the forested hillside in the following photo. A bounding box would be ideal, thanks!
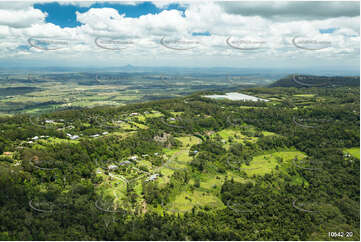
[0,84,359,240]
[270,74,360,88]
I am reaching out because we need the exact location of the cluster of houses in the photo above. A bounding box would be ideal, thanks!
[95,152,166,185]
[107,160,134,170]
[27,132,81,144]
[44,119,64,124]
[105,155,139,171]
[31,135,49,140]
[27,135,50,144]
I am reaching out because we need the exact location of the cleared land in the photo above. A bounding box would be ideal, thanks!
[344,147,360,159]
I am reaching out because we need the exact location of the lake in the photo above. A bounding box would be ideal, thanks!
[203,92,269,102]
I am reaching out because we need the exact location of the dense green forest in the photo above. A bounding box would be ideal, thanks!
[0,82,359,240]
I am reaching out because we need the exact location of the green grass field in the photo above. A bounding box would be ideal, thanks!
[262,131,279,136]
[214,128,258,144]
[241,150,307,176]
[293,94,316,97]
[175,136,202,147]
[344,147,360,159]
[167,190,225,213]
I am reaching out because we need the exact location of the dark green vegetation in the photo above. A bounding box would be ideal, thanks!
[270,74,359,88]
[0,76,359,240]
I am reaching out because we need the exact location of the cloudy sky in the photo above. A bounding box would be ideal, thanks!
[0,1,359,72]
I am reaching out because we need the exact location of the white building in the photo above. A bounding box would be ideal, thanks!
[69,135,79,140]
[108,164,118,170]
[145,173,159,182]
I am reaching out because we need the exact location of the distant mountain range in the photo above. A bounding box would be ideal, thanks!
[0,65,358,77]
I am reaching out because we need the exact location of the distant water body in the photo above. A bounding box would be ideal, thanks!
[203,92,269,102]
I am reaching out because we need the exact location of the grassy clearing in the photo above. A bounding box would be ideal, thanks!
[164,135,201,165]
[167,190,225,213]
[157,167,174,187]
[162,148,192,171]
[175,136,202,147]
[38,137,80,145]
[170,111,184,116]
[262,131,279,136]
[130,121,148,129]
[95,169,127,200]
[344,147,360,159]
[107,131,136,139]
[136,159,153,170]
[145,112,164,119]
[213,128,258,149]
[198,173,226,192]
[226,170,247,183]
[293,94,315,97]
[241,150,307,176]
[239,106,267,109]
[174,150,193,163]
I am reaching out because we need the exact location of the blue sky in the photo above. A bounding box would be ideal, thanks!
[0,1,359,72]
[33,2,186,28]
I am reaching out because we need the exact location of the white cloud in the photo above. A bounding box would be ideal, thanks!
[0,1,358,69]
[0,7,46,28]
